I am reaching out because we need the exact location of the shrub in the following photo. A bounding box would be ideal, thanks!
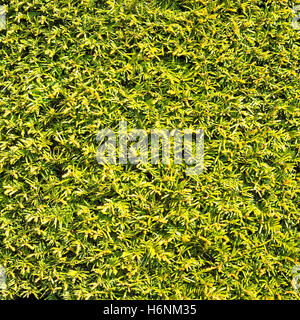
[0,0,299,299]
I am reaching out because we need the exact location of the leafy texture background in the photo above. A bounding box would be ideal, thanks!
[0,0,299,299]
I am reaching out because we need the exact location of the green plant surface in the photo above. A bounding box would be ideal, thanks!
[0,0,299,299]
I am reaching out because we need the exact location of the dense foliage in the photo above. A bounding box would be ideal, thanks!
[0,0,299,299]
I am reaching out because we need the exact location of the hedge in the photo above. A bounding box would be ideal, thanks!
[0,0,299,299]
